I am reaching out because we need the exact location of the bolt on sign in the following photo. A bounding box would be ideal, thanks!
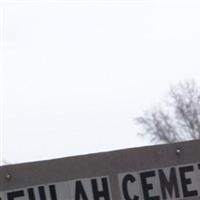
[0,140,200,200]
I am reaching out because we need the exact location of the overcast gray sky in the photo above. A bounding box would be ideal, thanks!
[1,0,200,164]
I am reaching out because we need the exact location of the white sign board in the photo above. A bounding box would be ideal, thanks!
[0,140,200,200]
[118,163,200,200]
[0,176,112,200]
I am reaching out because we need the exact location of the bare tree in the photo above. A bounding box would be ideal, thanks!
[135,80,200,143]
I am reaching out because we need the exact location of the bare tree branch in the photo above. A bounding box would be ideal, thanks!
[135,80,200,143]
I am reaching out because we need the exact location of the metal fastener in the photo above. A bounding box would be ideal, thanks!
[5,173,12,181]
[176,148,181,156]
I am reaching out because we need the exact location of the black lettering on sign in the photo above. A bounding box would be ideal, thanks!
[75,181,88,200]
[158,168,180,199]
[28,188,35,200]
[7,190,24,200]
[28,185,57,200]
[38,186,47,200]
[91,177,110,200]
[122,174,139,200]
[49,185,57,200]
[179,165,198,198]
[140,171,160,200]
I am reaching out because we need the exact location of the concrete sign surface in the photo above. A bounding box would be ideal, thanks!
[0,140,200,200]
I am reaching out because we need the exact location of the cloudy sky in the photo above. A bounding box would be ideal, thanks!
[1,0,200,164]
